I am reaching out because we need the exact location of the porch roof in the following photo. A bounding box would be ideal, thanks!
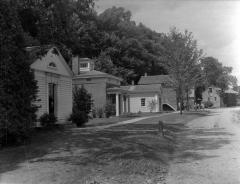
[107,87,129,94]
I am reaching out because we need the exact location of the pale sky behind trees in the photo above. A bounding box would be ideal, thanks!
[96,0,240,84]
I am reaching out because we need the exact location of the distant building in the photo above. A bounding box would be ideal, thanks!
[223,88,238,107]
[29,46,73,122]
[235,86,240,106]
[202,86,222,108]
[138,74,177,111]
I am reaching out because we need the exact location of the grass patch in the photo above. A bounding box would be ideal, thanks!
[0,111,209,184]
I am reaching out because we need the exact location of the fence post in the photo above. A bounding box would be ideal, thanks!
[158,120,164,136]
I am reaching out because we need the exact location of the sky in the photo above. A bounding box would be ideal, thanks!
[96,0,240,84]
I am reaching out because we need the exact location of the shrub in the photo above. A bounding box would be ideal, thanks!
[73,86,93,115]
[120,113,141,118]
[70,111,88,127]
[39,113,57,127]
[97,107,104,118]
[203,101,213,108]
[71,86,93,126]
[105,102,116,118]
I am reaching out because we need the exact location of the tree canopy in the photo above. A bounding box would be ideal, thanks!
[11,0,239,89]
[160,27,204,112]
[0,0,38,146]
[201,57,237,90]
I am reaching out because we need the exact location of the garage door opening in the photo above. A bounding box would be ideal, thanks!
[162,104,176,111]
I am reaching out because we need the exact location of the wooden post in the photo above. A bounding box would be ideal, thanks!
[158,120,164,136]
[116,93,119,116]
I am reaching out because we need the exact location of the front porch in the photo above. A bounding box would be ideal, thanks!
[107,87,130,116]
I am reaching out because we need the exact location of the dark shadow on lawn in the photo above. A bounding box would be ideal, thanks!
[29,130,174,166]
[0,112,230,175]
[0,126,68,174]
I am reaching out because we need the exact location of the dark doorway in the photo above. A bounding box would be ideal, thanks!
[48,83,56,115]
[162,104,175,111]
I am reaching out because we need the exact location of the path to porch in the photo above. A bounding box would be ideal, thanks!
[74,111,178,130]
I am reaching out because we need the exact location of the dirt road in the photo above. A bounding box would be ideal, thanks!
[166,107,240,184]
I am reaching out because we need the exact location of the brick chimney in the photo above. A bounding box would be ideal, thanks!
[72,56,79,75]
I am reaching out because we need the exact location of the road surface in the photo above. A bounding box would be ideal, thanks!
[166,107,240,184]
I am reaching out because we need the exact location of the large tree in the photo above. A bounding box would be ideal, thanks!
[0,0,38,146]
[96,6,167,83]
[16,0,97,63]
[161,28,203,114]
[201,57,237,90]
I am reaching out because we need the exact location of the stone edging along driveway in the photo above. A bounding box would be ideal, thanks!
[74,111,179,131]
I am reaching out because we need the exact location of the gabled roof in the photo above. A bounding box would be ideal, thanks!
[207,86,221,91]
[120,84,162,93]
[73,70,123,81]
[138,75,174,85]
[224,89,238,94]
[28,46,73,77]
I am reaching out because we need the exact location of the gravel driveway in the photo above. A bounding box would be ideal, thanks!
[166,107,240,184]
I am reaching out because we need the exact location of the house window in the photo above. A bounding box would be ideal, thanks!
[215,97,217,101]
[209,88,212,93]
[48,62,56,68]
[86,78,91,81]
[208,97,210,101]
[80,63,88,68]
[141,98,146,106]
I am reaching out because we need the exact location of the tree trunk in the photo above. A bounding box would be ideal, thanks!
[180,97,183,115]
[186,88,189,111]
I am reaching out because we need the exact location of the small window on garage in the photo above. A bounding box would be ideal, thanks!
[141,98,146,106]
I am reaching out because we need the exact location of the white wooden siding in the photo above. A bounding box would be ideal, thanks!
[129,93,159,113]
[34,72,72,122]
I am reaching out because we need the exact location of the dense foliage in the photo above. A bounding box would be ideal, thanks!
[201,57,238,91]
[15,0,237,88]
[161,28,203,113]
[71,86,93,126]
[0,0,38,146]
[104,102,116,118]
[39,113,57,128]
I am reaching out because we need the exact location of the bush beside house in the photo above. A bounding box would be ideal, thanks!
[39,113,57,128]
[203,101,213,108]
[105,102,116,118]
[71,86,93,127]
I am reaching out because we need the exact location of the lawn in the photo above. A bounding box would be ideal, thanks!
[86,112,164,128]
[0,112,208,184]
